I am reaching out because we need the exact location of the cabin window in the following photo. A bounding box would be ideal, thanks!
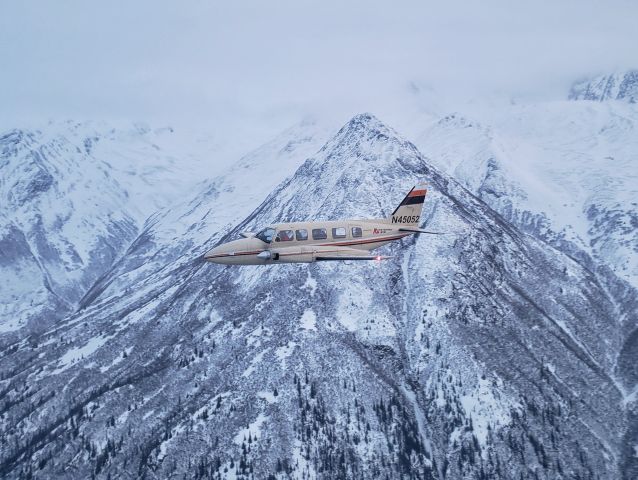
[275,230,294,242]
[352,226,362,238]
[332,227,346,239]
[256,228,276,243]
[296,229,308,241]
[312,228,327,240]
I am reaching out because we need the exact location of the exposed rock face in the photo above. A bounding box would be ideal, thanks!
[569,70,638,102]
[1,114,635,479]
[0,127,139,333]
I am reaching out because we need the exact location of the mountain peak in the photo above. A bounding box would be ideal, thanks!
[235,113,429,226]
[333,112,393,139]
[347,112,381,126]
[318,113,417,165]
[569,70,638,102]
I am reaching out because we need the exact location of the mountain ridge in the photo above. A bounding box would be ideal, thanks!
[1,113,635,479]
[569,70,638,102]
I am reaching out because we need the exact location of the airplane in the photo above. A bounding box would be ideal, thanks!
[204,184,439,265]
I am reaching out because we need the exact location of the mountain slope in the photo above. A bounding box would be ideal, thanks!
[1,114,635,479]
[569,70,638,102]
[414,100,638,290]
[0,126,139,333]
[0,120,329,334]
[76,118,332,310]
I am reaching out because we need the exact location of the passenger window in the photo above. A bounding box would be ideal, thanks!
[312,228,327,240]
[352,226,362,238]
[296,229,308,241]
[275,230,294,242]
[332,227,346,239]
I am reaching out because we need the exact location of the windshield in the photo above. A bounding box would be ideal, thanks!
[255,227,276,244]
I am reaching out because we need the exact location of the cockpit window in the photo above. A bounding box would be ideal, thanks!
[255,228,276,243]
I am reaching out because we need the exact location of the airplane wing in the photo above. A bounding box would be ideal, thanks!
[398,227,446,235]
[316,255,391,261]
[314,246,391,261]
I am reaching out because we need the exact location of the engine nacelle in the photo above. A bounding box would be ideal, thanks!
[260,247,316,263]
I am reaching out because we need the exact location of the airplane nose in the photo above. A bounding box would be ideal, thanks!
[204,239,248,263]
[204,245,223,261]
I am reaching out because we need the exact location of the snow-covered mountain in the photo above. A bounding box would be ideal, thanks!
[79,118,333,309]
[414,99,638,292]
[0,124,142,334]
[0,120,330,334]
[569,70,638,102]
[1,114,635,479]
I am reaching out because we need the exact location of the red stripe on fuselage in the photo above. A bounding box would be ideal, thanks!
[318,233,410,247]
[207,234,411,259]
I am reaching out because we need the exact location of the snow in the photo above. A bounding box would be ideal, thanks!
[553,317,600,371]
[2,98,636,478]
[246,325,272,346]
[242,349,268,378]
[0,316,23,333]
[257,391,278,403]
[275,341,297,369]
[302,273,317,296]
[157,437,170,462]
[0,118,332,333]
[416,100,638,287]
[623,385,638,407]
[117,409,130,426]
[100,346,133,373]
[335,277,371,332]
[233,413,267,445]
[142,410,155,420]
[334,271,397,340]
[400,384,433,463]
[54,335,109,373]
[458,376,515,448]
[299,309,317,331]
[569,71,638,101]
[292,439,317,479]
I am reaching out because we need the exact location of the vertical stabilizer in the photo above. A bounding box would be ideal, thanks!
[387,185,427,226]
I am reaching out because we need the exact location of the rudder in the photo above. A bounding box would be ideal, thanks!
[387,185,427,226]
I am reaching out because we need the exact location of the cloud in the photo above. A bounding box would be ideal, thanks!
[2,0,637,135]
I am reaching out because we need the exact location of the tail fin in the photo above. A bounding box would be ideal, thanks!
[387,185,427,226]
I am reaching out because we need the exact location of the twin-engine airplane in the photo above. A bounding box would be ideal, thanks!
[204,185,437,265]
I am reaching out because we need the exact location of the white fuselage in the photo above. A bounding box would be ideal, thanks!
[204,220,411,265]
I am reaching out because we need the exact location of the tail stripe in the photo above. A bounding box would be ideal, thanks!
[389,184,427,221]
[393,187,427,214]
[402,194,426,206]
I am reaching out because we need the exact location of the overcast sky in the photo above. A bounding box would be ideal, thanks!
[2,0,637,140]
